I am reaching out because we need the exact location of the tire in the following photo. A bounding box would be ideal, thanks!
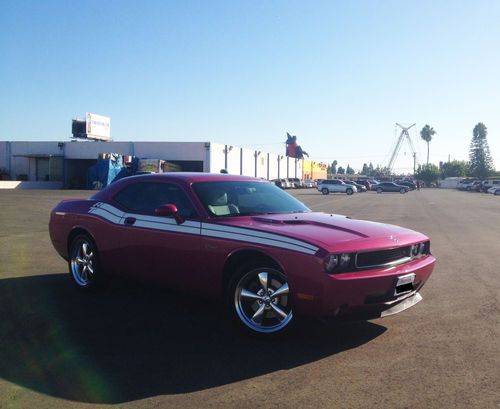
[68,234,102,290]
[495,190,500,196]
[400,188,406,194]
[321,188,329,195]
[346,188,353,195]
[227,266,294,336]
[376,187,382,193]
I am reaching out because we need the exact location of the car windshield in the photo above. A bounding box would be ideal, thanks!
[193,180,310,217]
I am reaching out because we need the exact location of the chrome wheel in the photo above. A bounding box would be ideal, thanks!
[234,268,293,334]
[70,236,96,287]
[321,188,329,195]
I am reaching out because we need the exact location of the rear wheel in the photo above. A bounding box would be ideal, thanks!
[400,188,406,194]
[228,266,294,336]
[346,188,353,195]
[495,190,500,196]
[68,234,102,290]
[321,188,329,195]
[377,187,382,193]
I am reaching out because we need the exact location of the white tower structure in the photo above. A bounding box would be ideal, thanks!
[388,123,417,174]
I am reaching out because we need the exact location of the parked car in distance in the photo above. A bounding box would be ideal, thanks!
[344,180,367,192]
[472,181,483,192]
[356,179,372,191]
[273,179,285,189]
[318,179,357,195]
[487,186,500,195]
[304,179,316,188]
[375,182,409,194]
[286,178,298,188]
[49,173,435,336]
[289,178,305,189]
[397,181,416,190]
[458,179,480,191]
[274,178,293,189]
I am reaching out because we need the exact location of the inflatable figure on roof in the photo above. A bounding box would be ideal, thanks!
[285,132,309,159]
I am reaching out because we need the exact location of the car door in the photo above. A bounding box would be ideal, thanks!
[111,181,202,290]
[333,180,345,193]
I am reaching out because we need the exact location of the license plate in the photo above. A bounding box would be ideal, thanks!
[394,273,415,296]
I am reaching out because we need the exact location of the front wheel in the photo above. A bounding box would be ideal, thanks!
[321,188,329,195]
[346,188,353,195]
[377,187,382,193]
[228,267,294,335]
[68,234,102,290]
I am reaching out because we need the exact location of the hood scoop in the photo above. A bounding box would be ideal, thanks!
[251,216,309,225]
[283,219,309,225]
[250,216,368,238]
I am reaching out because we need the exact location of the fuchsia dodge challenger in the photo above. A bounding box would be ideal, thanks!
[49,173,435,335]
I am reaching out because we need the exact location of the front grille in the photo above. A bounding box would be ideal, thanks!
[355,246,411,269]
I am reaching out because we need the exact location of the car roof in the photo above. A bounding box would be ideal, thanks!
[125,172,259,183]
[91,172,266,201]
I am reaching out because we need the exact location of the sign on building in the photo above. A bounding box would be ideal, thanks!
[72,113,111,141]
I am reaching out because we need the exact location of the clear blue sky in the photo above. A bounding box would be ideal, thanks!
[1,0,499,172]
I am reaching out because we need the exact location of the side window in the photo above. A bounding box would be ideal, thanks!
[114,182,197,218]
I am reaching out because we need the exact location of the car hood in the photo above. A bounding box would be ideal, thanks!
[216,212,428,254]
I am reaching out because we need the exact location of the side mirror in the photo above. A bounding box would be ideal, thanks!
[155,204,184,224]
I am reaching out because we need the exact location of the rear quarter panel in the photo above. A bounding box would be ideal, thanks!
[49,199,123,274]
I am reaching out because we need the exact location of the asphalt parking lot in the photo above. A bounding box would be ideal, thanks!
[0,188,499,409]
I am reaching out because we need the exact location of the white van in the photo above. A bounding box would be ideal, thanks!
[481,179,500,191]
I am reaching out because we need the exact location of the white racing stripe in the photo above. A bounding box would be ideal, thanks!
[88,205,123,224]
[201,223,318,254]
[88,202,319,255]
[201,222,319,253]
[201,228,318,255]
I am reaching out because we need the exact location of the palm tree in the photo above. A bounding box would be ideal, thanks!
[420,125,436,165]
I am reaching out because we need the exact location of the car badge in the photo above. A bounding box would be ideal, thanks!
[389,235,399,244]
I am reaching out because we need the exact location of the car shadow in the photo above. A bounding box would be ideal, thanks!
[0,274,386,404]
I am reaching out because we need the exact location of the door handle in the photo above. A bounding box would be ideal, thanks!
[124,217,136,225]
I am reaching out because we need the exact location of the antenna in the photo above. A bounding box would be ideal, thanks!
[388,123,417,174]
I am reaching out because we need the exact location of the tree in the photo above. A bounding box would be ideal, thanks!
[469,122,494,178]
[328,160,338,175]
[373,166,390,178]
[420,125,436,165]
[440,160,469,178]
[361,163,369,175]
[416,164,440,186]
[337,166,345,174]
[346,164,355,174]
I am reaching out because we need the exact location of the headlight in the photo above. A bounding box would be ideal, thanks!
[411,244,419,257]
[419,242,426,254]
[339,253,351,268]
[325,253,351,274]
[324,254,339,274]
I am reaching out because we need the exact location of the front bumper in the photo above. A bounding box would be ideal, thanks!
[292,254,435,319]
